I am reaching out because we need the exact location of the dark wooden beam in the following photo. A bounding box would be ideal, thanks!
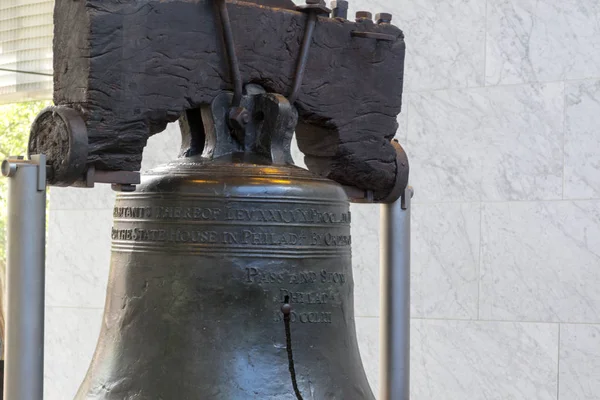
[50,0,405,198]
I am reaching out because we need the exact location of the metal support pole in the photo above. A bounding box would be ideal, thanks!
[2,155,47,400]
[380,187,412,400]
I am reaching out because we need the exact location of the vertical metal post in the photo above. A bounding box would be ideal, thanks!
[2,155,46,400]
[380,187,412,400]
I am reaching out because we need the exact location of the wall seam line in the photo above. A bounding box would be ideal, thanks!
[477,202,483,320]
[403,76,598,95]
[483,0,488,87]
[409,317,600,326]
[557,324,561,400]
[412,198,598,206]
[562,81,567,200]
[45,305,104,310]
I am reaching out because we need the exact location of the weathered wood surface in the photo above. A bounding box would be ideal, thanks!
[52,0,405,198]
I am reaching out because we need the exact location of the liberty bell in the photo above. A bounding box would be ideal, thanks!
[2,0,411,399]
[74,91,376,399]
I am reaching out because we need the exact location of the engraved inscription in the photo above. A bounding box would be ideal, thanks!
[289,271,317,284]
[320,270,346,284]
[113,206,222,220]
[113,207,152,218]
[242,267,346,324]
[277,289,336,304]
[273,311,333,324]
[112,227,351,247]
[246,268,346,285]
[246,268,285,284]
[311,232,352,246]
[155,206,221,220]
[222,231,305,246]
[112,228,219,243]
[113,204,351,225]
[224,208,351,224]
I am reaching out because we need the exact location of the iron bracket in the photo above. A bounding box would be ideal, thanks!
[344,139,409,204]
[351,31,397,42]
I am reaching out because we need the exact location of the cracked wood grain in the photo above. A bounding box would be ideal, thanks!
[50,0,405,199]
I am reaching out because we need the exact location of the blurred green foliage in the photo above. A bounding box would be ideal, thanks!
[0,101,51,266]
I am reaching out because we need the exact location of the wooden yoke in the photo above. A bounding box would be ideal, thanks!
[34,0,405,200]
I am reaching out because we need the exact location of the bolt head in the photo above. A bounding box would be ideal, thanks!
[297,2,331,15]
[331,0,348,9]
[376,12,393,24]
[228,107,251,131]
[1,160,16,177]
[355,11,373,21]
[111,183,136,193]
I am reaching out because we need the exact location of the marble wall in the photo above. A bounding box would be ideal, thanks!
[43,0,600,399]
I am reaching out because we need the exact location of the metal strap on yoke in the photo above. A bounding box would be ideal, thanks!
[288,9,317,104]
[214,0,323,107]
[215,0,243,107]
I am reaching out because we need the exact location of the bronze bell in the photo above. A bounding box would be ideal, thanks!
[75,93,375,399]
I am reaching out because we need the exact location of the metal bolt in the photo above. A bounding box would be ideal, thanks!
[376,12,393,24]
[331,0,349,19]
[228,106,251,131]
[298,0,331,17]
[111,183,136,193]
[1,160,16,177]
[355,11,373,22]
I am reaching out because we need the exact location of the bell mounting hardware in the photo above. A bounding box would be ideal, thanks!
[28,0,408,202]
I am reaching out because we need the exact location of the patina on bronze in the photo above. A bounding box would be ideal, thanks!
[75,92,375,399]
